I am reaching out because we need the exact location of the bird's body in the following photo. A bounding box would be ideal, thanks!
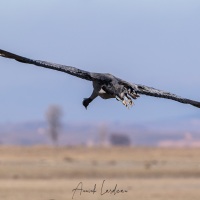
[93,81,114,99]
[0,48,200,109]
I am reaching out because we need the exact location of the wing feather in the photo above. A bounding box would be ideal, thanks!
[0,49,95,81]
[117,78,200,108]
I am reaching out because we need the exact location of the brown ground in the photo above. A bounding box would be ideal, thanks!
[0,146,200,200]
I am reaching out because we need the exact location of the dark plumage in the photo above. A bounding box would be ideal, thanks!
[0,48,200,109]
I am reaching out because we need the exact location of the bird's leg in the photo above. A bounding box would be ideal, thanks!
[116,87,136,109]
[121,95,133,109]
[82,90,98,109]
[115,88,139,108]
[124,93,133,109]
[128,88,140,99]
[102,85,129,107]
[115,92,131,108]
[116,95,126,106]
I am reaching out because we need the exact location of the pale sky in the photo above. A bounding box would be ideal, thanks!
[0,0,200,124]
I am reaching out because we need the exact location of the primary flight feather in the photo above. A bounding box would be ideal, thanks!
[0,49,200,109]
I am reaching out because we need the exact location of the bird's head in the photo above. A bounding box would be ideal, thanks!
[82,98,92,109]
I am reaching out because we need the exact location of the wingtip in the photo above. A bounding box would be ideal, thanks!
[188,99,200,109]
[0,51,5,57]
[0,49,11,58]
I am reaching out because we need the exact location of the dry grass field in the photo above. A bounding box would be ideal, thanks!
[0,146,200,200]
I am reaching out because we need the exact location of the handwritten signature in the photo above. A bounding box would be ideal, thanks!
[72,180,128,199]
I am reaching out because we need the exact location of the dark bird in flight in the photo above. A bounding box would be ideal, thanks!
[0,49,200,109]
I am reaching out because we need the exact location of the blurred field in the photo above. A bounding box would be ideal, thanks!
[0,146,200,199]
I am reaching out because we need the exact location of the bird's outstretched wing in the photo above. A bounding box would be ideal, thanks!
[117,78,200,108]
[0,49,95,81]
[1,48,200,109]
